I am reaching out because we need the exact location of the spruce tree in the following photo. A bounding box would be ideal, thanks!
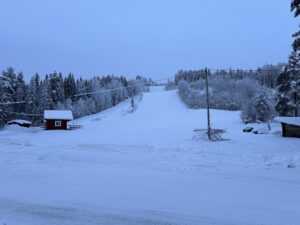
[49,72,65,107]
[40,75,54,110]
[275,51,300,116]
[15,72,27,113]
[64,73,76,100]
[292,0,300,51]
[0,68,17,126]
[289,52,300,116]
[26,73,40,111]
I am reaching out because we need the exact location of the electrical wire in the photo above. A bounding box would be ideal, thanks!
[73,76,175,97]
[0,101,27,105]
[1,111,43,116]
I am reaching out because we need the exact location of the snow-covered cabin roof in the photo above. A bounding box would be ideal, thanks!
[274,117,300,126]
[44,110,73,120]
[7,119,32,125]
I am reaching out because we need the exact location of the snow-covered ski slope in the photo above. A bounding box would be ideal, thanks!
[0,86,299,225]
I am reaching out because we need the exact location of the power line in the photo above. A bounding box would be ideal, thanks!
[74,84,139,97]
[207,69,281,73]
[74,76,174,97]
[0,101,27,106]
[175,68,281,73]
[1,111,43,116]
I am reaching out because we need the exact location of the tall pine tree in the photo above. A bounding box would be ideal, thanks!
[0,68,17,126]
[15,72,27,113]
[49,72,65,107]
[40,75,54,110]
[26,73,41,124]
[275,51,300,116]
[292,0,300,51]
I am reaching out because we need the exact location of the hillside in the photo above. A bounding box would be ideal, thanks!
[0,87,299,225]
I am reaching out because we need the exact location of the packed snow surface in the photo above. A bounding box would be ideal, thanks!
[0,87,299,225]
[44,110,74,120]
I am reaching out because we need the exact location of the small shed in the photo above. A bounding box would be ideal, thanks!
[44,110,74,130]
[274,117,300,138]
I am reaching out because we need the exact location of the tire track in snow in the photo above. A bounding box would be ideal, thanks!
[0,198,245,225]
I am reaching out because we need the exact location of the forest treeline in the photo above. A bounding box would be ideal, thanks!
[167,62,299,123]
[0,68,150,126]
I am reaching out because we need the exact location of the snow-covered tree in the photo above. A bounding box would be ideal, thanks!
[103,89,113,109]
[75,78,88,100]
[164,80,177,91]
[275,51,300,116]
[0,68,144,124]
[127,79,145,97]
[254,90,273,122]
[1,67,17,98]
[178,76,262,113]
[90,78,108,111]
[0,68,19,125]
[178,80,189,101]
[14,72,27,113]
[110,79,128,106]
[49,72,65,107]
[26,73,41,113]
[292,0,300,51]
[40,75,54,110]
[64,73,76,100]
[241,100,257,123]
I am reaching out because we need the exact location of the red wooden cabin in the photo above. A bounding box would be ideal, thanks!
[44,110,74,130]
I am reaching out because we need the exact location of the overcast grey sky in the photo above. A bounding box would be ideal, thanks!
[0,0,298,80]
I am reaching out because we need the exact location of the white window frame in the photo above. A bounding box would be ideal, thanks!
[55,120,62,127]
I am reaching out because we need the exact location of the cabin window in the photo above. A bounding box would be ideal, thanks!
[55,120,62,127]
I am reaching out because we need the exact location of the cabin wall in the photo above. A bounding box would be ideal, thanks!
[281,123,300,138]
[45,120,68,130]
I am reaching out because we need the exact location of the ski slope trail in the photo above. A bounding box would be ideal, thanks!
[0,87,300,225]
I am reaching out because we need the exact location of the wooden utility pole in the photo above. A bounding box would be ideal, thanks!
[205,68,212,140]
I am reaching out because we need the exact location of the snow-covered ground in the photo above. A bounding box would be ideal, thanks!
[0,87,299,225]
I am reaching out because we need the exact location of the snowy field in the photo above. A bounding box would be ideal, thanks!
[0,87,299,225]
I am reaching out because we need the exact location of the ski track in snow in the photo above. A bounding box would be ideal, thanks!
[0,86,300,225]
